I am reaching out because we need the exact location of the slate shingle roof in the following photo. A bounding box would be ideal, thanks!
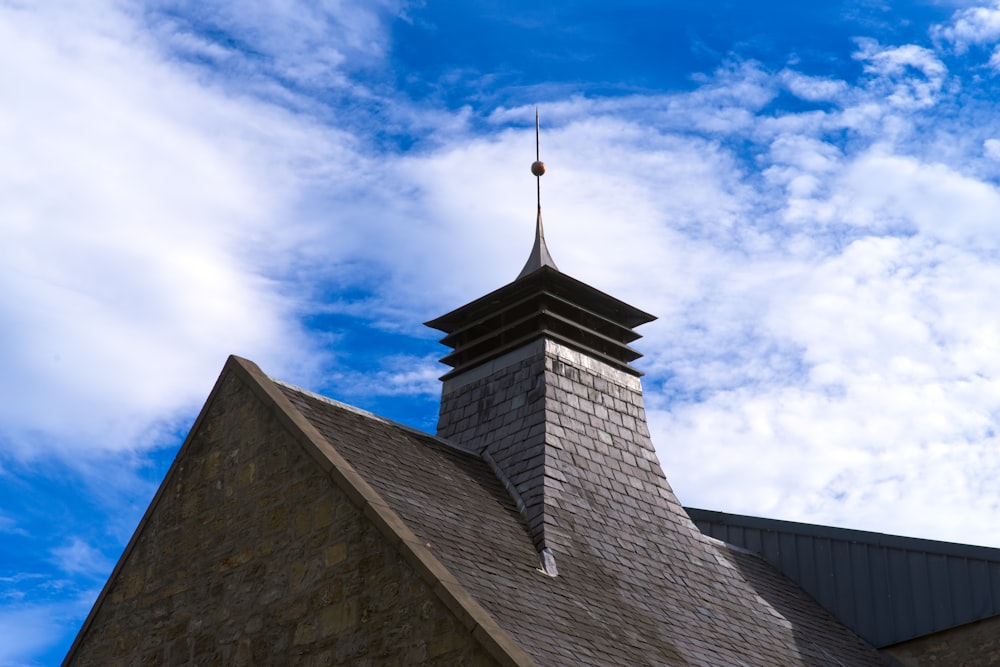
[275,377,889,666]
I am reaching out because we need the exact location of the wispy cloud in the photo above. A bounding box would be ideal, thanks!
[0,559,99,667]
[50,538,113,579]
[0,514,28,538]
[327,354,441,400]
[0,0,343,458]
[854,39,947,109]
[145,0,402,88]
[0,596,98,667]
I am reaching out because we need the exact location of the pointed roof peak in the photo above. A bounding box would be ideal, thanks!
[517,207,558,279]
[518,107,558,280]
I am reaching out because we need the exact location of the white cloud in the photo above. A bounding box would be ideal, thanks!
[51,538,114,579]
[145,0,402,88]
[0,0,360,457]
[854,39,947,109]
[488,62,778,137]
[328,354,440,398]
[986,137,1000,159]
[635,129,1000,542]
[651,234,1000,545]
[833,150,1000,246]
[763,134,842,208]
[931,1,1000,54]
[780,70,849,102]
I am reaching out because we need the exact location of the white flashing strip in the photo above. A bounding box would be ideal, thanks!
[538,548,558,577]
[544,340,643,390]
[442,337,644,394]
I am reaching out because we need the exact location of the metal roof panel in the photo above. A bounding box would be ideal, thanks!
[687,507,1000,647]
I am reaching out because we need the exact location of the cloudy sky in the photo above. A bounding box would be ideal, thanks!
[6,0,1000,663]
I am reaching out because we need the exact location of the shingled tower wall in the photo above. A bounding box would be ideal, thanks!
[435,335,696,572]
[63,361,504,667]
[436,340,555,554]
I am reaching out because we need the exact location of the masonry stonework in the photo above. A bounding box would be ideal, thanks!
[883,615,1000,666]
[65,370,500,667]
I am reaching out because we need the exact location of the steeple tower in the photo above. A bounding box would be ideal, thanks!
[426,113,674,576]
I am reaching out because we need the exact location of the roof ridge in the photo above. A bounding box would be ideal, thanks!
[271,378,480,458]
[687,507,1000,558]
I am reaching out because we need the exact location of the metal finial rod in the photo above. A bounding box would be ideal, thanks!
[536,110,541,211]
[530,107,546,211]
[535,107,540,162]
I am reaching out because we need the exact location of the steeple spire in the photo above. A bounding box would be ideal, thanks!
[428,120,658,569]
[426,106,655,382]
[518,108,558,279]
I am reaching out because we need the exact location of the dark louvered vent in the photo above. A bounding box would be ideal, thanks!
[426,265,655,379]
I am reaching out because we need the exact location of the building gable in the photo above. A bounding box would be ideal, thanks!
[64,357,528,667]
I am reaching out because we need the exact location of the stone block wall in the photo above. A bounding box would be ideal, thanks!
[883,614,1000,666]
[65,369,499,666]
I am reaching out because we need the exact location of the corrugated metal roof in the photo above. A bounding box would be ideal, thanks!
[686,508,1000,647]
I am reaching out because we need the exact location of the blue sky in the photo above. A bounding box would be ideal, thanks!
[5,0,1000,663]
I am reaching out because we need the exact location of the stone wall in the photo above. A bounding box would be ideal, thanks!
[65,369,499,666]
[883,615,1000,666]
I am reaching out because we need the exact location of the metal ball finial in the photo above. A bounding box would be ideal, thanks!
[531,160,546,177]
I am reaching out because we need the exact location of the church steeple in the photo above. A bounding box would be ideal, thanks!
[426,113,662,574]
